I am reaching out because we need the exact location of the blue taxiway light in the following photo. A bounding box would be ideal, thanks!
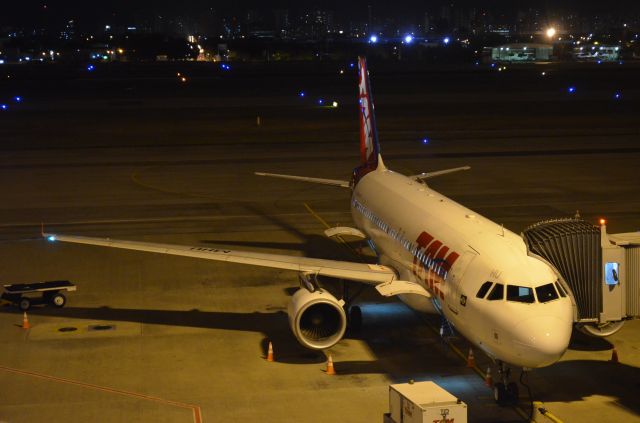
[299,91,305,97]
[47,235,56,242]
[614,92,622,99]
[369,35,378,43]
[422,138,429,144]
[1,104,7,110]
[87,64,95,71]
[14,96,21,102]
[349,62,355,68]
[568,86,576,93]
[318,99,324,105]
[443,37,450,44]
[404,35,413,44]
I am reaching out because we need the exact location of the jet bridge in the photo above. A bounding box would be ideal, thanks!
[522,218,640,337]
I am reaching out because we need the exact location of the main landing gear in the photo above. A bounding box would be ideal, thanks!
[493,361,519,406]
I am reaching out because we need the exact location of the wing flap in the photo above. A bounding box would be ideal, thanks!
[46,234,396,285]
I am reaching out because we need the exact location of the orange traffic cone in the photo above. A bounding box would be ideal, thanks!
[325,354,336,375]
[485,367,493,387]
[466,348,476,368]
[22,312,31,329]
[610,348,619,363]
[267,342,275,362]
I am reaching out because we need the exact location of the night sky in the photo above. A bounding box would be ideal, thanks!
[2,1,640,28]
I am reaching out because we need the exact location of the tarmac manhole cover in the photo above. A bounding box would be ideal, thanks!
[58,327,78,332]
[88,324,116,331]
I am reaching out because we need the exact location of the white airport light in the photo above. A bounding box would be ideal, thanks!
[369,35,378,43]
[443,37,450,44]
[47,235,57,242]
[332,101,338,108]
[404,35,413,44]
[546,27,556,38]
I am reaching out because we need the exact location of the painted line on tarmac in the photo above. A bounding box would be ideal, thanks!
[0,365,203,423]
[0,212,351,228]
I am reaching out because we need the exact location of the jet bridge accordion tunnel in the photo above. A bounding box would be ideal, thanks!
[522,218,640,337]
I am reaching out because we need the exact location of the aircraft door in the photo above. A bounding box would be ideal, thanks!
[447,251,477,317]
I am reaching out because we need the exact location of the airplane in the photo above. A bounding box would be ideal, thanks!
[44,57,574,405]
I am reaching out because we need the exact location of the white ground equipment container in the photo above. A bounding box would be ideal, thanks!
[385,381,467,423]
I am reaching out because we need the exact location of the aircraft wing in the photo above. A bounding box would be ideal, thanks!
[45,234,396,285]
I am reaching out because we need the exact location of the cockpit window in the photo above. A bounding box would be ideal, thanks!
[487,283,504,301]
[476,281,493,299]
[536,283,559,303]
[506,285,535,303]
[555,281,567,297]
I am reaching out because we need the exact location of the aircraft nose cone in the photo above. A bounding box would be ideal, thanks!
[512,316,572,368]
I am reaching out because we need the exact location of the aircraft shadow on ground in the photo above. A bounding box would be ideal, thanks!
[533,359,640,416]
[0,300,453,379]
[568,329,614,351]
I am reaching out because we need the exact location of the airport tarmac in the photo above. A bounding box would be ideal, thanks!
[0,62,639,422]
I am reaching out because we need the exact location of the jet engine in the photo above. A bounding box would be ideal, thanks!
[288,288,347,350]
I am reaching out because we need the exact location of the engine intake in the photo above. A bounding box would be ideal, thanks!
[288,288,347,350]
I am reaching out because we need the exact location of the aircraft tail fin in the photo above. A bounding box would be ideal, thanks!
[356,56,380,176]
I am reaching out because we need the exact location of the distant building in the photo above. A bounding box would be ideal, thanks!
[490,43,553,62]
[573,44,620,61]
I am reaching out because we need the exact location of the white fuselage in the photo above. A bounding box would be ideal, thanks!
[351,165,573,368]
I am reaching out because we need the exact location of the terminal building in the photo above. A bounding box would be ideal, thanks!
[488,43,553,62]
[573,44,620,61]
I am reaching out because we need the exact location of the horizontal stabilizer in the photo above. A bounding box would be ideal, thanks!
[411,166,471,181]
[255,172,350,188]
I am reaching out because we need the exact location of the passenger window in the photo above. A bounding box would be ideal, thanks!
[555,281,567,297]
[506,285,535,303]
[476,281,493,299]
[487,283,504,301]
[536,283,559,303]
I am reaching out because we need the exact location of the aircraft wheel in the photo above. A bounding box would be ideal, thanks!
[50,293,66,308]
[349,306,363,332]
[494,382,508,406]
[19,297,31,311]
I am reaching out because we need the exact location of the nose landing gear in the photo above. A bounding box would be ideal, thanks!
[493,361,519,406]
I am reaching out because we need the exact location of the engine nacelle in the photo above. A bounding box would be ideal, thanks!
[288,288,347,350]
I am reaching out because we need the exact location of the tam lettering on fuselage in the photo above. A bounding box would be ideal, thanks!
[411,231,460,301]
